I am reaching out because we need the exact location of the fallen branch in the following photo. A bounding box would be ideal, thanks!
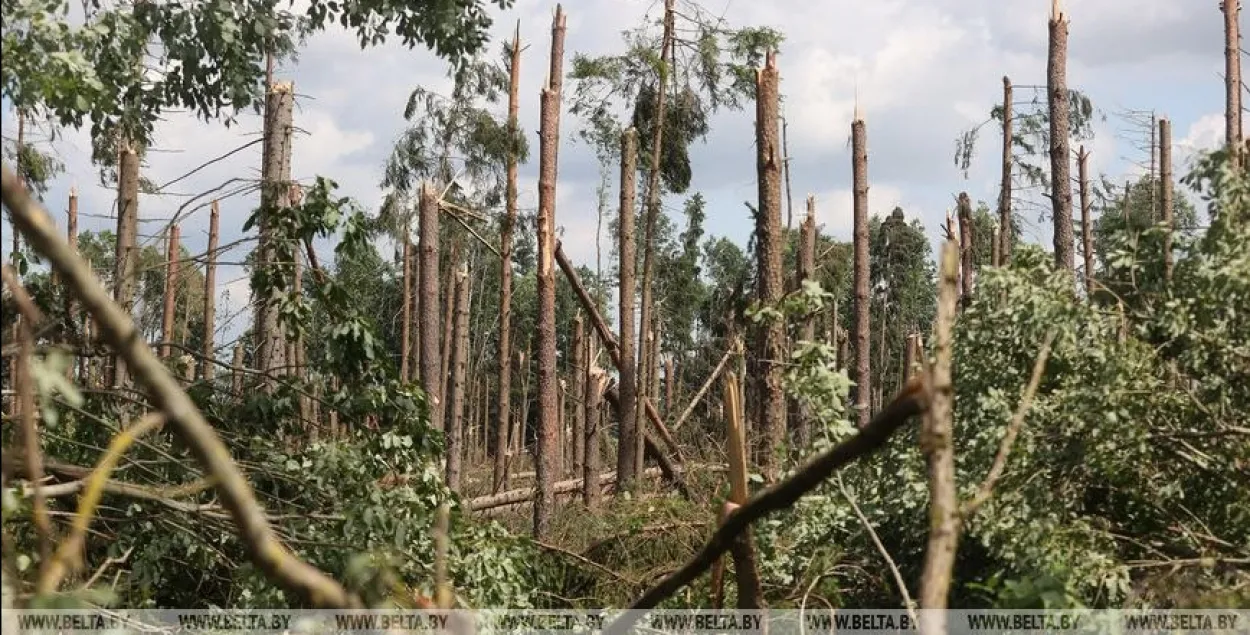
[1,165,360,608]
[533,540,638,586]
[605,378,927,633]
[671,339,739,432]
[962,331,1055,518]
[602,387,688,497]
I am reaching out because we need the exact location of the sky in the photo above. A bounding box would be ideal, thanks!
[1,0,1240,351]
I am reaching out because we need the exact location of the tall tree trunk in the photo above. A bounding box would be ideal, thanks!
[1047,4,1074,273]
[533,5,566,539]
[202,201,219,381]
[792,195,816,448]
[1223,0,1243,167]
[161,224,181,359]
[1159,119,1174,284]
[584,363,605,509]
[419,183,443,434]
[67,188,82,381]
[255,82,295,384]
[637,0,676,461]
[494,23,523,494]
[571,314,585,478]
[439,241,460,419]
[851,113,871,429]
[1078,147,1093,296]
[111,144,141,387]
[616,128,640,489]
[753,51,785,480]
[782,112,795,233]
[401,233,413,382]
[231,343,244,399]
[919,240,961,634]
[447,264,470,493]
[957,192,974,307]
[999,76,1014,265]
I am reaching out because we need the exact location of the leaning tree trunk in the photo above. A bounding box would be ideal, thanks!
[494,24,523,494]
[533,5,566,539]
[851,113,871,429]
[254,81,295,386]
[1047,4,1074,274]
[999,76,1014,265]
[1158,118,1173,284]
[1223,0,1243,167]
[111,143,141,388]
[752,50,786,481]
[616,128,640,489]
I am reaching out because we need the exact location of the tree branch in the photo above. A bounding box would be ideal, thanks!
[605,378,927,633]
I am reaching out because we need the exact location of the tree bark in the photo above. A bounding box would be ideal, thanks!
[584,364,605,509]
[999,76,1014,265]
[418,183,443,434]
[753,51,786,480]
[439,240,460,418]
[1158,119,1174,284]
[254,82,294,386]
[161,224,181,359]
[571,314,585,477]
[851,115,871,429]
[1047,7,1074,273]
[919,240,960,635]
[533,4,566,539]
[616,128,640,489]
[1223,0,1243,167]
[494,23,523,494]
[1078,147,1094,296]
[400,233,413,382]
[446,264,470,493]
[201,201,219,381]
[792,196,817,448]
[111,144,141,387]
[957,192,974,307]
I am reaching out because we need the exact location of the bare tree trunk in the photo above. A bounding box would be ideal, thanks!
[616,128,640,489]
[419,183,443,434]
[447,264,470,493]
[571,314,585,478]
[533,5,567,539]
[161,224,181,358]
[584,364,605,509]
[1223,0,1243,167]
[494,24,523,494]
[753,51,786,481]
[663,355,675,418]
[792,196,816,448]
[1159,119,1174,284]
[957,192,974,307]
[201,201,219,381]
[1047,5,1074,273]
[919,240,960,635]
[991,224,1001,268]
[439,241,460,418]
[255,82,295,384]
[401,233,413,381]
[66,188,82,381]
[637,0,676,466]
[111,144,141,387]
[231,343,244,399]
[514,344,531,460]
[782,112,795,233]
[1078,147,1094,296]
[999,76,1014,265]
[851,114,871,429]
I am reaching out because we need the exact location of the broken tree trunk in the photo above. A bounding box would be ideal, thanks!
[111,144,140,388]
[255,81,295,385]
[1223,0,1243,166]
[202,201,219,381]
[753,50,786,481]
[1078,146,1094,296]
[957,192,974,307]
[851,112,871,429]
[1047,3,1075,274]
[494,23,523,494]
[533,4,566,539]
[999,76,1014,265]
[400,233,413,382]
[793,195,817,448]
[447,264,470,493]
[418,183,443,433]
[161,224,181,359]
[571,314,585,477]
[584,364,605,509]
[1159,119,1173,284]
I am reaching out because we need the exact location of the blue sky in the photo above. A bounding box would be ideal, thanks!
[1,0,1240,350]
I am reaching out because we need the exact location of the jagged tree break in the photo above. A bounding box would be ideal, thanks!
[753,51,786,479]
[851,112,871,429]
[1047,1,1074,273]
